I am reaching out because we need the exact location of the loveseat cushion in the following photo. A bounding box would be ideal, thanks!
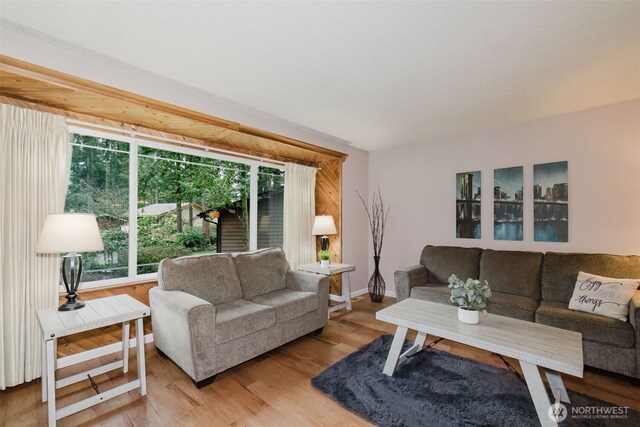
[420,246,482,284]
[536,302,635,348]
[214,299,276,344]
[479,249,543,300]
[234,248,290,299]
[541,252,640,304]
[158,253,243,305]
[251,289,319,323]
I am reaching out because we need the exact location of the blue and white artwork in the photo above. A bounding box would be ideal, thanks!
[494,166,523,241]
[533,161,568,242]
[456,171,481,239]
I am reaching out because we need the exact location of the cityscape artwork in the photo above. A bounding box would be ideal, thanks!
[533,161,568,242]
[494,166,523,241]
[456,171,481,239]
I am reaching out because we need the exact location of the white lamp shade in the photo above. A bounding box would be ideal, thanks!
[312,215,337,236]
[36,213,105,254]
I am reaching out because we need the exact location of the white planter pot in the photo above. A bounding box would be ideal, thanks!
[458,307,479,324]
[320,260,330,268]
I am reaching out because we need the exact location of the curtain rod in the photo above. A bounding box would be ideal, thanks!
[65,119,291,168]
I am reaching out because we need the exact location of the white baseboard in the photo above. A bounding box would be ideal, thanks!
[329,287,395,301]
[351,288,369,298]
[57,333,154,369]
[329,287,369,302]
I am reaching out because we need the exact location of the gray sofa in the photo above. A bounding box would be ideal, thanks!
[149,248,330,387]
[395,245,640,379]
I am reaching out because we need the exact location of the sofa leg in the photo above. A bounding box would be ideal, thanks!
[194,374,217,389]
[313,327,324,336]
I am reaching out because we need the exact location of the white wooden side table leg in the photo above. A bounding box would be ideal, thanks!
[45,339,56,427]
[122,321,130,373]
[520,361,556,427]
[135,318,147,396]
[41,336,47,402]
[383,326,408,376]
[342,272,352,311]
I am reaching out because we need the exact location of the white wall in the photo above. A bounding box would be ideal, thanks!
[0,27,371,293]
[369,99,640,294]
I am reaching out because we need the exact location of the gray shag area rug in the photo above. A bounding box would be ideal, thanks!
[311,335,639,427]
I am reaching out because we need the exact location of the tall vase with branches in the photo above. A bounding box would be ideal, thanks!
[357,187,390,303]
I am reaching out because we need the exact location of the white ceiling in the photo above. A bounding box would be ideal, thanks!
[1,1,639,151]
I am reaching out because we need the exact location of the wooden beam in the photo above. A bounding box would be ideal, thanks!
[0,55,348,165]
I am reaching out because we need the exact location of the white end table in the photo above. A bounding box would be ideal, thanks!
[297,262,355,317]
[37,294,150,426]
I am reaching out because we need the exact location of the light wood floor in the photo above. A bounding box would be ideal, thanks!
[1,290,639,426]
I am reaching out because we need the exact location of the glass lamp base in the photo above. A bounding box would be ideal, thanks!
[58,298,85,311]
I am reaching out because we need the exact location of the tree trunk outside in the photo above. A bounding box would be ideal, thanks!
[202,194,210,241]
[242,194,249,250]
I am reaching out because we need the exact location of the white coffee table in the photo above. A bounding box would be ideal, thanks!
[376,298,583,427]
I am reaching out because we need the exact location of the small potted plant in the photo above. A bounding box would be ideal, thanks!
[318,250,331,268]
[448,274,492,324]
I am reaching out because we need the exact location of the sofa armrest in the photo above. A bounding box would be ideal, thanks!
[630,290,640,331]
[149,287,217,381]
[394,265,428,301]
[286,270,330,326]
[287,270,329,293]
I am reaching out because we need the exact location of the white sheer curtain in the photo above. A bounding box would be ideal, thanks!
[283,163,317,269]
[0,105,70,389]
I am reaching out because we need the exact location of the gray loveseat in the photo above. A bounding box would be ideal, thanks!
[395,245,640,379]
[150,248,330,387]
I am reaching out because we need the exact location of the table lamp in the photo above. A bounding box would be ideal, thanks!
[312,215,337,251]
[36,213,104,311]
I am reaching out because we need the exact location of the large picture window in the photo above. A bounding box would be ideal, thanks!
[65,134,130,283]
[64,126,284,289]
[137,146,250,274]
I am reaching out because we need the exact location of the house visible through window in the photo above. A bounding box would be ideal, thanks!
[64,128,285,289]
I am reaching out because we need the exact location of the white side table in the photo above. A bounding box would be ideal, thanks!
[37,294,150,427]
[297,262,356,317]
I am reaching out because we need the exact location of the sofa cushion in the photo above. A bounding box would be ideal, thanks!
[420,246,482,284]
[536,302,635,348]
[251,289,319,323]
[485,291,539,322]
[410,284,453,305]
[410,285,538,322]
[541,252,640,304]
[479,249,543,300]
[215,299,276,344]
[234,248,290,299]
[158,253,243,305]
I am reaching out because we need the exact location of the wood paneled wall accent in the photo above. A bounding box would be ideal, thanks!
[315,158,343,295]
[0,55,347,293]
[0,56,347,166]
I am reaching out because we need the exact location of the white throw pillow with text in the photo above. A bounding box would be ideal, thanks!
[568,271,640,321]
